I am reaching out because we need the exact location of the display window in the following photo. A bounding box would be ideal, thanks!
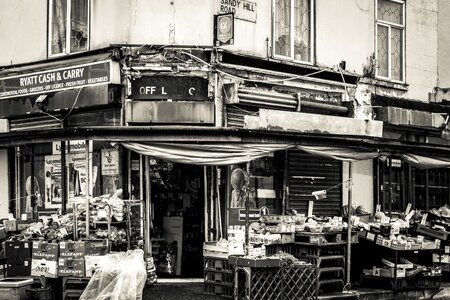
[14,140,122,219]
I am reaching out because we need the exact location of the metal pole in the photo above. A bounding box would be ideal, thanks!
[145,156,152,257]
[346,161,353,287]
[245,162,250,255]
[85,140,90,238]
[204,166,208,242]
[61,142,66,214]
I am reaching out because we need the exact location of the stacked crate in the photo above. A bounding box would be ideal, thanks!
[5,240,32,276]
[203,257,234,299]
[62,277,90,300]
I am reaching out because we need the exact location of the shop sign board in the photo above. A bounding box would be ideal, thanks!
[217,0,257,22]
[214,13,234,46]
[131,76,209,101]
[101,149,119,176]
[0,60,120,99]
[229,208,261,225]
[52,140,92,155]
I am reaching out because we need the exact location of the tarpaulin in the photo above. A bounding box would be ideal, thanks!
[297,145,380,162]
[401,153,450,169]
[121,142,294,165]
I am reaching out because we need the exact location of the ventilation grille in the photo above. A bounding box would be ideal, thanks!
[10,115,62,132]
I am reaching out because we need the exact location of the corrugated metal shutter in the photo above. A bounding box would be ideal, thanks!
[9,115,62,132]
[287,150,342,216]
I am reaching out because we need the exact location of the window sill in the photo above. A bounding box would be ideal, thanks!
[359,77,408,92]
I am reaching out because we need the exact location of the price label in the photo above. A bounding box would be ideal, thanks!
[445,246,450,254]
[51,214,60,224]
[420,213,428,225]
[405,203,412,215]
[405,210,415,221]
[307,201,314,217]
[376,204,381,212]
[60,227,68,236]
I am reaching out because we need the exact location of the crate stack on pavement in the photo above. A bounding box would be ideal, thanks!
[5,240,32,277]
[203,241,234,299]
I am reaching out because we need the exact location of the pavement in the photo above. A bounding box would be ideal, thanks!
[142,279,450,300]
[143,279,218,300]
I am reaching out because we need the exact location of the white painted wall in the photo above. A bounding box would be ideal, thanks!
[405,0,439,100]
[0,0,47,65]
[316,0,374,75]
[0,150,10,219]
[438,0,450,88]
[342,160,374,214]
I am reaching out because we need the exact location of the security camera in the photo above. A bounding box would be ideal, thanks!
[36,94,49,111]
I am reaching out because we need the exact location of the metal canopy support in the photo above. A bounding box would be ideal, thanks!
[346,161,353,288]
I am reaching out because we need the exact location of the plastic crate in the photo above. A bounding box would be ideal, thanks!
[63,290,83,300]
[204,282,233,299]
[235,265,317,300]
[265,244,293,256]
[290,243,345,258]
[204,270,234,284]
[62,277,90,291]
[204,257,233,272]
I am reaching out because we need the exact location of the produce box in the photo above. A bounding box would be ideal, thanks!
[379,267,406,278]
[369,224,391,237]
[264,223,295,233]
[416,224,449,240]
[59,241,86,258]
[84,239,109,256]
[5,240,31,259]
[433,253,450,264]
[58,258,85,277]
[4,220,32,232]
[281,233,295,244]
[228,256,281,268]
[382,257,414,269]
[85,255,109,277]
[31,258,58,278]
[32,241,59,261]
[6,258,31,276]
[260,215,295,224]
[203,242,228,258]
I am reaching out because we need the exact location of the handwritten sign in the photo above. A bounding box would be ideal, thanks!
[218,0,257,22]
[101,149,119,176]
[0,61,119,99]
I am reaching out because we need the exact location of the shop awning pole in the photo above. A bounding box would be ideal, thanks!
[346,161,353,287]
[145,156,152,257]
[245,161,250,255]
[85,140,90,238]
[204,166,208,242]
[216,167,223,239]
[210,166,214,241]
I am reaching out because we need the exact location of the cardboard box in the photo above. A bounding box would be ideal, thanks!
[58,258,85,277]
[59,241,86,258]
[5,240,31,259]
[379,267,406,278]
[85,255,109,277]
[6,258,31,276]
[85,239,109,256]
[31,258,58,278]
[0,259,6,279]
[32,241,59,261]
[4,220,32,232]
[382,257,414,269]
[281,233,295,244]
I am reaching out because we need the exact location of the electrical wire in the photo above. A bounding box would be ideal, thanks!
[62,86,84,120]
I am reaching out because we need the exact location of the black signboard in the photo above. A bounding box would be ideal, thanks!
[0,61,116,99]
[131,76,209,101]
[229,208,261,225]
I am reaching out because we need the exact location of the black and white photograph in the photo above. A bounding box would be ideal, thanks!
[0,0,450,299]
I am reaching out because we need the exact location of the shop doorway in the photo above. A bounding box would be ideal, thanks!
[146,158,205,278]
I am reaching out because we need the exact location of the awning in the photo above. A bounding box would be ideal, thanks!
[122,142,294,166]
[297,145,380,162]
[401,153,450,169]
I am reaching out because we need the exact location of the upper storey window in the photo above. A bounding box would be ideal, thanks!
[273,0,314,63]
[49,0,89,56]
[376,0,405,82]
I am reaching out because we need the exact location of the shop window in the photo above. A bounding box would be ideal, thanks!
[377,157,450,214]
[414,168,450,211]
[376,0,404,81]
[273,0,313,63]
[49,0,89,56]
[13,141,122,218]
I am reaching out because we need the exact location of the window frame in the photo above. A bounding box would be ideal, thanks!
[48,0,90,57]
[375,0,405,83]
[272,0,315,65]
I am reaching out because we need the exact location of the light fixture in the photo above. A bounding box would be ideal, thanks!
[311,179,351,200]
